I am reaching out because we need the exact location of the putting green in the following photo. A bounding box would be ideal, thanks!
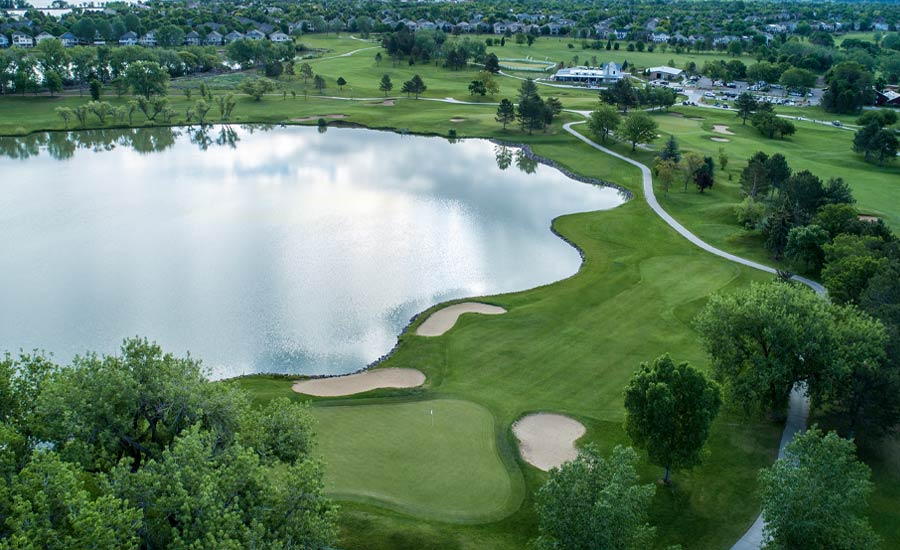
[313,399,520,523]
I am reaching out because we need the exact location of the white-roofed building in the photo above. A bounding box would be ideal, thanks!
[552,63,624,86]
[647,66,684,81]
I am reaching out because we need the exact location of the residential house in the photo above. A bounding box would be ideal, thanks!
[650,32,670,43]
[0,34,8,48]
[139,31,157,47]
[612,29,629,40]
[223,30,244,43]
[11,31,33,48]
[269,31,290,43]
[647,66,683,81]
[34,31,55,44]
[59,32,78,47]
[493,22,508,34]
[246,29,266,41]
[119,31,138,46]
[205,31,223,46]
[184,30,201,45]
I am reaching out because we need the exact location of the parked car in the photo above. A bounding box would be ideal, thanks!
[832,120,842,127]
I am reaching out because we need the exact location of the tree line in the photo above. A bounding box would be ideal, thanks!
[0,338,337,548]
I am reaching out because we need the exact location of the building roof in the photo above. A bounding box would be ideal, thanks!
[648,66,683,76]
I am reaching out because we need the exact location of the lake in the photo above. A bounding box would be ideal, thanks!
[0,125,625,379]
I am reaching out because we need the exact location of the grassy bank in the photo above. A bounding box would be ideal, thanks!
[5,34,900,549]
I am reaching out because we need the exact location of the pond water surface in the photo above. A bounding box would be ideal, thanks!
[0,125,625,378]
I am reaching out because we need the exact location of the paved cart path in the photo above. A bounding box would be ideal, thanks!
[562,120,820,550]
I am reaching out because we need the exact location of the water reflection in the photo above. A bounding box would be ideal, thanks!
[0,125,626,379]
[0,126,242,160]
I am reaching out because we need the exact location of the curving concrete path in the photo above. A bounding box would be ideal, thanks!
[562,120,821,549]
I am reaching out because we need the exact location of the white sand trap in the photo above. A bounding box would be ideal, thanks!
[449,117,466,122]
[513,413,586,471]
[416,302,506,337]
[710,136,730,142]
[292,368,425,397]
[380,100,395,106]
[712,124,735,135]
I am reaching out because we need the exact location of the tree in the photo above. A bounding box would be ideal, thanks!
[853,123,899,165]
[717,147,729,171]
[823,235,891,305]
[298,62,314,83]
[336,76,347,91]
[313,74,326,94]
[588,104,621,143]
[740,151,771,199]
[240,78,276,101]
[822,61,875,114]
[695,282,831,416]
[193,99,211,125]
[379,74,393,96]
[544,97,563,125]
[495,98,515,130]
[517,78,539,104]
[734,197,767,229]
[124,61,169,99]
[468,79,487,96]
[136,96,168,122]
[44,71,63,97]
[618,111,658,151]
[483,52,500,74]
[374,52,382,66]
[55,106,74,129]
[752,110,795,139]
[600,78,638,112]
[734,92,757,125]
[517,94,546,134]
[658,135,680,163]
[156,25,185,48]
[472,70,499,96]
[654,158,677,195]
[680,152,705,192]
[624,354,721,483]
[533,445,656,550]
[406,74,426,99]
[779,67,816,94]
[86,101,113,125]
[857,110,898,128]
[758,428,880,549]
[785,224,829,274]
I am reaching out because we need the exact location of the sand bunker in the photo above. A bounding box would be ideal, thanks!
[380,100,395,106]
[292,114,348,122]
[449,117,466,122]
[712,124,735,135]
[292,368,425,397]
[416,302,506,337]
[710,136,730,142]
[513,413,586,471]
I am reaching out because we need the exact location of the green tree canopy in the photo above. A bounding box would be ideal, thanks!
[533,445,656,550]
[758,428,880,550]
[623,354,722,483]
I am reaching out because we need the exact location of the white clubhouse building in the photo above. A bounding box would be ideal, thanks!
[552,63,624,86]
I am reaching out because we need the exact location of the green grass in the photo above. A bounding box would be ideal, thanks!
[4,34,900,549]
[314,399,521,523]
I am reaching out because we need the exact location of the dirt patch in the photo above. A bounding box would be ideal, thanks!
[291,114,348,122]
[380,100,395,106]
[710,136,731,142]
[416,302,506,337]
[449,117,466,123]
[292,368,425,397]
[513,413,585,471]
[712,124,735,135]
